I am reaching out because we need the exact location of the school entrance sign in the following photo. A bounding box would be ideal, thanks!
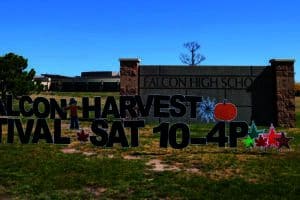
[120,58,295,127]
[0,57,295,150]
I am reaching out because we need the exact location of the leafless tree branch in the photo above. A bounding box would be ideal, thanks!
[180,41,205,66]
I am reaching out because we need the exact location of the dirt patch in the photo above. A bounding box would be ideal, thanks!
[61,123,70,130]
[82,152,96,156]
[186,168,201,173]
[84,187,107,197]
[146,159,180,172]
[60,148,80,154]
[108,154,114,158]
[123,155,141,160]
[61,148,97,157]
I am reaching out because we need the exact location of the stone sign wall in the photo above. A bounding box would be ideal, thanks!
[120,58,140,95]
[120,58,295,127]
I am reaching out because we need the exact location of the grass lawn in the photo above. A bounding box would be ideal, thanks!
[0,94,299,199]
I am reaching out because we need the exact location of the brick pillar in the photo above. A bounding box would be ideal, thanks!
[270,59,295,127]
[119,58,140,95]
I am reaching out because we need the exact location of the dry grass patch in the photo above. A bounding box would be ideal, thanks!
[146,159,180,172]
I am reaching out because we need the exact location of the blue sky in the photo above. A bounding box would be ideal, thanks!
[1,0,299,81]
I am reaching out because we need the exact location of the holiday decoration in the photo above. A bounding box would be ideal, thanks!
[197,97,216,123]
[214,100,237,121]
[262,124,281,147]
[242,135,254,148]
[276,132,293,149]
[77,129,89,142]
[248,121,264,139]
[255,135,267,147]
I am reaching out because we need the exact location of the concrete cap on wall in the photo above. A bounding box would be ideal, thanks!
[269,59,295,64]
[119,58,141,62]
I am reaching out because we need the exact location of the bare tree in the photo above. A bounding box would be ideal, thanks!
[180,41,206,66]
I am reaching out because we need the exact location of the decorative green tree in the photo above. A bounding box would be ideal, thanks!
[0,53,42,102]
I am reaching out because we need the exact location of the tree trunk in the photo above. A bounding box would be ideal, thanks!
[191,49,195,66]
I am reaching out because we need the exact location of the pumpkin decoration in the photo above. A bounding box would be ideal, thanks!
[214,100,237,121]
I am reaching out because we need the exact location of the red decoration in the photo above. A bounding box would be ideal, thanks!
[276,132,293,149]
[77,130,89,142]
[262,124,280,147]
[214,101,237,121]
[255,135,267,147]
